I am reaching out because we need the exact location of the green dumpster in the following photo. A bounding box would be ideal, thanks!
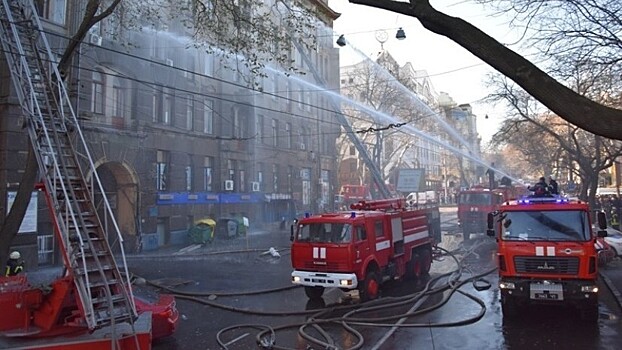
[188,218,215,244]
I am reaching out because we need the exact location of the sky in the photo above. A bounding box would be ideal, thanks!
[328,0,522,144]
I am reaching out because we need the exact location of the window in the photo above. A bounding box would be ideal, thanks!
[203,99,213,134]
[257,168,263,190]
[156,150,169,191]
[255,114,263,144]
[501,210,590,242]
[185,55,195,81]
[185,155,193,191]
[272,73,278,100]
[296,223,352,244]
[271,119,278,147]
[356,226,367,241]
[203,156,213,191]
[227,159,236,190]
[152,89,161,123]
[272,164,278,193]
[91,71,104,114]
[204,53,214,77]
[35,0,66,25]
[232,107,240,138]
[112,77,126,118]
[287,165,293,192]
[349,145,356,156]
[375,221,384,238]
[239,168,246,193]
[285,123,292,149]
[163,92,172,125]
[186,95,194,130]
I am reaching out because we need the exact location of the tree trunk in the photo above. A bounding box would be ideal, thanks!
[0,146,38,270]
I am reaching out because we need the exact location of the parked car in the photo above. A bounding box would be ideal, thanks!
[603,227,622,257]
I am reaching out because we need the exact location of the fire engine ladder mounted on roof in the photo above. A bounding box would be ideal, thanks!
[0,0,136,330]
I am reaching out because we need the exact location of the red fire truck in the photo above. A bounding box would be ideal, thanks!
[290,198,441,300]
[335,185,372,210]
[486,194,608,321]
[457,186,505,240]
[457,185,526,241]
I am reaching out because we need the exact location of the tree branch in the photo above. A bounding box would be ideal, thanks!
[348,0,622,140]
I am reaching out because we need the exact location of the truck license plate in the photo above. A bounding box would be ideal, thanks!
[534,292,559,300]
[530,283,564,301]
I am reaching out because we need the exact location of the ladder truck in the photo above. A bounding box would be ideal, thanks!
[0,1,173,348]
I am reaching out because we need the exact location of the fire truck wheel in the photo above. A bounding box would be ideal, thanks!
[304,286,325,300]
[359,271,380,301]
[407,253,423,279]
[420,248,432,275]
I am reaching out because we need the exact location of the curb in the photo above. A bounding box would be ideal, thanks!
[600,271,622,312]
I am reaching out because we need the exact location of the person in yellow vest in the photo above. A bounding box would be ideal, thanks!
[5,251,24,276]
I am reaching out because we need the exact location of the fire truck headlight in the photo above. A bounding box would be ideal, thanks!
[339,279,352,287]
[292,276,301,284]
[499,282,515,290]
[581,285,598,293]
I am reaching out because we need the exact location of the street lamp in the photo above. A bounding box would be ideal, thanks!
[396,27,406,40]
[336,28,407,48]
[336,34,346,47]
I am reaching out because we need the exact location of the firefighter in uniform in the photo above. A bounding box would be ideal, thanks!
[611,211,620,230]
[5,251,24,276]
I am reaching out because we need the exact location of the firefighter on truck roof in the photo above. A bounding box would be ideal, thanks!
[5,251,24,276]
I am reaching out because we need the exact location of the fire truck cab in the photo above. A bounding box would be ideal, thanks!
[487,194,608,321]
[290,199,441,301]
[457,186,505,240]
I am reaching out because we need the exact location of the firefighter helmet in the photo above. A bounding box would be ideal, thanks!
[10,251,20,260]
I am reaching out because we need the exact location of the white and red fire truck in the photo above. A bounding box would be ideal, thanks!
[290,198,441,300]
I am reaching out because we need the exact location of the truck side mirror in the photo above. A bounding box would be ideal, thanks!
[486,212,495,237]
[487,212,494,230]
[597,211,607,230]
[290,224,295,242]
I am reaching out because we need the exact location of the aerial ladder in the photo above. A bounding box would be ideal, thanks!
[281,2,392,200]
[0,0,136,331]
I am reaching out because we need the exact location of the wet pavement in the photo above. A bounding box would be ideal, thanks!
[15,208,622,349]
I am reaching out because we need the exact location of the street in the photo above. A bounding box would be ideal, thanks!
[125,207,622,350]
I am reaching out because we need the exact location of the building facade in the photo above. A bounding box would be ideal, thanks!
[0,0,340,264]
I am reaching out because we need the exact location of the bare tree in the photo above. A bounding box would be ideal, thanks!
[348,0,622,140]
[338,55,431,188]
[489,75,622,208]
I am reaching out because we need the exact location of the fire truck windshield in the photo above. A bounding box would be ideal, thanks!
[460,193,491,205]
[501,210,590,241]
[296,223,352,243]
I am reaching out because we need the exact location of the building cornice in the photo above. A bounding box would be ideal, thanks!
[309,0,341,21]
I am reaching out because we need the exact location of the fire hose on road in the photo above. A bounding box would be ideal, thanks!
[134,239,497,349]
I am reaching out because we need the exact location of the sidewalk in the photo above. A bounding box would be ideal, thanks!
[599,258,622,311]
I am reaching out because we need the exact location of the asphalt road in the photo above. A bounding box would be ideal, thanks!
[123,207,622,350]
